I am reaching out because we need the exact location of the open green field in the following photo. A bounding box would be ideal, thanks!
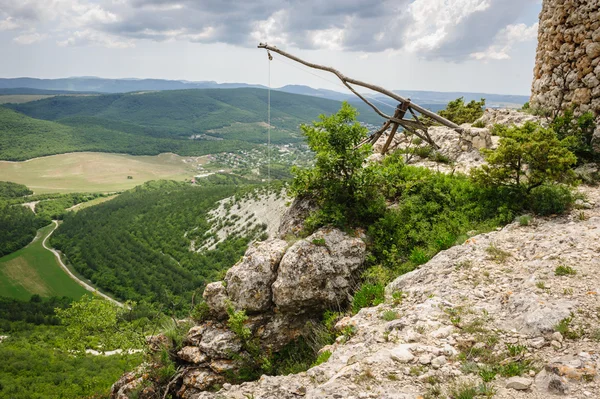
[0,152,206,193]
[0,224,88,300]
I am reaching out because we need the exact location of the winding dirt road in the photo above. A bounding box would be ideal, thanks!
[43,221,125,307]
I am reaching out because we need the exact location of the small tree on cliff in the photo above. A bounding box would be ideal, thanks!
[471,122,577,193]
[290,102,383,229]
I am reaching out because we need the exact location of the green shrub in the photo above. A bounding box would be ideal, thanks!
[551,109,598,164]
[555,265,577,276]
[518,215,531,226]
[472,120,486,128]
[311,350,332,367]
[528,185,573,216]
[438,97,486,125]
[382,310,399,321]
[471,122,577,193]
[352,283,385,314]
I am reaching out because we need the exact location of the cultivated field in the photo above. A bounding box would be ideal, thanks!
[0,152,207,193]
[0,224,88,300]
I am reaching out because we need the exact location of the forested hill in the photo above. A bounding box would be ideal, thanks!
[1,88,380,161]
[0,107,255,161]
[6,88,381,139]
[49,180,266,310]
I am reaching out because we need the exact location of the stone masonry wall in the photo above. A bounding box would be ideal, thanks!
[530,0,600,142]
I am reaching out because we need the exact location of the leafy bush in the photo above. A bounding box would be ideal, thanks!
[551,109,598,164]
[555,265,577,276]
[352,283,385,314]
[438,97,485,125]
[471,122,577,192]
[528,184,573,215]
[290,102,384,230]
[311,350,332,367]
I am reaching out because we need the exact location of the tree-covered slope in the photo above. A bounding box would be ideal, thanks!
[0,107,254,161]
[49,180,264,310]
[7,88,381,137]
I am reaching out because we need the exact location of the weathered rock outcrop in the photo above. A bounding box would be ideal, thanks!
[190,186,600,399]
[272,228,366,314]
[224,238,288,313]
[111,227,366,399]
[530,0,600,147]
[277,197,318,238]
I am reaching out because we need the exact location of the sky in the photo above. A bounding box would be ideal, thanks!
[0,0,542,95]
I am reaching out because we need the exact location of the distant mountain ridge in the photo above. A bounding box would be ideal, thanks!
[0,77,530,107]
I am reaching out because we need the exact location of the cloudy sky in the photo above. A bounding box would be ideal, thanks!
[0,0,542,95]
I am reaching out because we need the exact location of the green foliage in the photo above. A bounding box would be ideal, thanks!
[518,215,531,226]
[311,350,332,367]
[311,238,327,247]
[0,295,72,331]
[478,367,497,382]
[290,102,384,229]
[352,283,385,314]
[55,295,147,353]
[0,324,142,399]
[190,301,211,323]
[1,89,381,161]
[448,381,478,399]
[50,181,258,311]
[226,305,252,342]
[0,201,48,257]
[382,310,399,321]
[471,122,577,193]
[551,109,598,164]
[555,265,577,276]
[529,184,573,215]
[0,106,255,161]
[438,97,485,125]
[0,181,32,198]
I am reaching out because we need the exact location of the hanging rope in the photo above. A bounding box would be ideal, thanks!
[267,50,272,186]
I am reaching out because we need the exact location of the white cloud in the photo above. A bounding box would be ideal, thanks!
[13,31,46,44]
[470,22,538,60]
[0,17,20,31]
[404,0,491,53]
[57,29,134,48]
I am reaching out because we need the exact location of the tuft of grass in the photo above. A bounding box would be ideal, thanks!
[486,244,511,263]
[311,350,331,367]
[311,238,327,247]
[555,265,577,276]
[506,343,527,357]
[518,215,532,226]
[449,381,478,399]
[479,367,497,382]
[382,310,399,321]
[536,281,546,290]
[554,315,583,339]
[472,120,486,128]
[351,283,385,314]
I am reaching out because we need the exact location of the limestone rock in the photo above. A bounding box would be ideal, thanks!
[202,281,228,319]
[145,334,171,353]
[197,324,242,359]
[110,372,144,399]
[272,228,365,313]
[506,376,533,390]
[277,196,317,238]
[179,369,224,398]
[178,346,209,364]
[224,239,288,312]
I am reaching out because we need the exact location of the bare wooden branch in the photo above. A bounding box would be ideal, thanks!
[258,43,462,131]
